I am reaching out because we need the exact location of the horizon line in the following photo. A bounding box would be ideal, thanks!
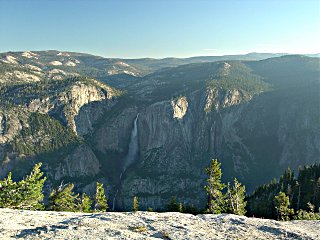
[1,49,319,60]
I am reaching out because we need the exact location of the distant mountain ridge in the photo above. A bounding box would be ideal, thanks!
[1,50,317,82]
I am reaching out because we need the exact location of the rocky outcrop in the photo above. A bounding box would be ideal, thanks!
[204,87,252,112]
[75,99,117,136]
[60,80,119,133]
[0,209,319,240]
[0,108,26,144]
[28,98,54,114]
[171,96,188,119]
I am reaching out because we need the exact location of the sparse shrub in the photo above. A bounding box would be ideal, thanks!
[294,209,320,220]
[161,230,171,239]
[130,225,147,232]
[294,202,320,220]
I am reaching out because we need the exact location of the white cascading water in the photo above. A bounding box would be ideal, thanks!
[112,114,139,210]
[123,114,139,171]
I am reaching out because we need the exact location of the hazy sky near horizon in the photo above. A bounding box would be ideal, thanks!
[0,0,319,58]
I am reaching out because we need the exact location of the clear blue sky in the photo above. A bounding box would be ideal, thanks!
[0,0,319,58]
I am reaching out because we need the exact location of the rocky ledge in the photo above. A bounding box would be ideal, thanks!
[0,209,319,239]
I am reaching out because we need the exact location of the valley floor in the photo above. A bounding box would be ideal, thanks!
[0,208,319,239]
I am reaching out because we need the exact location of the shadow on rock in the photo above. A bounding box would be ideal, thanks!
[258,226,304,240]
[16,225,68,238]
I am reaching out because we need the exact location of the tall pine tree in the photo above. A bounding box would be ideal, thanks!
[204,159,225,213]
[226,178,247,215]
[94,182,108,212]
[18,163,46,210]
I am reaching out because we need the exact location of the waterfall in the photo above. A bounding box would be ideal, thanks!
[123,114,139,171]
[112,114,139,210]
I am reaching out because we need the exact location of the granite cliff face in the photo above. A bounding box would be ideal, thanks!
[0,52,319,211]
[53,145,100,180]
[59,79,118,133]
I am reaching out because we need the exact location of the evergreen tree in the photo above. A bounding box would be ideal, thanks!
[18,163,46,210]
[312,177,320,207]
[279,168,294,191]
[49,183,79,212]
[178,202,184,213]
[94,182,108,212]
[0,163,46,210]
[204,159,225,213]
[132,196,139,212]
[226,183,233,211]
[296,164,320,210]
[185,204,197,215]
[167,197,179,212]
[166,197,184,212]
[81,193,93,213]
[0,172,20,208]
[226,178,247,215]
[274,192,294,221]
